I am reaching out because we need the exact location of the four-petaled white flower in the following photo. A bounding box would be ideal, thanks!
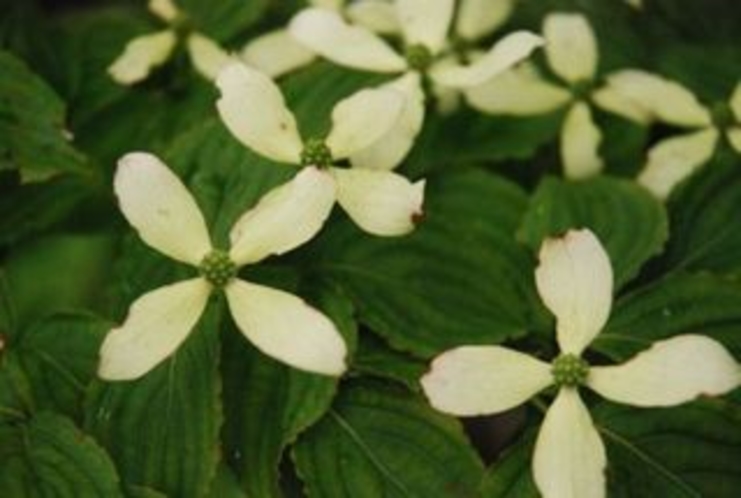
[421,228,741,498]
[595,70,741,199]
[465,12,654,180]
[108,0,232,84]
[287,0,543,169]
[216,62,425,236]
[241,0,399,79]
[99,152,347,380]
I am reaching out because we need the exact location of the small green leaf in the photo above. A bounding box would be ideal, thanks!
[0,49,87,181]
[0,412,123,497]
[293,382,484,497]
[313,170,540,357]
[518,175,668,288]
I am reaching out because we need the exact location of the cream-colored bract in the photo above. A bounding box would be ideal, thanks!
[99,153,346,380]
[215,62,425,237]
[421,228,741,498]
[598,71,741,200]
[108,0,232,84]
[560,103,605,180]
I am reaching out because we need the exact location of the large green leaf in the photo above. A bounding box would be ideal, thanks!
[310,169,541,357]
[180,0,269,41]
[0,412,123,497]
[663,155,741,276]
[0,49,87,181]
[220,281,357,497]
[293,382,484,497]
[85,305,223,498]
[595,272,741,359]
[7,312,109,420]
[518,175,668,288]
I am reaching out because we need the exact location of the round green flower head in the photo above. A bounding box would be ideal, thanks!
[405,44,433,71]
[300,138,333,168]
[551,353,590,387]
[199,249,237,288]
[712,101,735,129]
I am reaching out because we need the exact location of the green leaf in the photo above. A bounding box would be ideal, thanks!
[180,0,269,41]
[85,305,222,498]
[596,399,741,498]
[596,272,741,359]
[517,175,668,288]
[293,382,484,497]
[3,232,116,331]
[353,334,428,392]
[480,433,538,498]
[0,412,123,497]
[664,156,741,276]
[0,49,87,181]
[221,283,357,497]
[312,169,541,357]
[10,313,109,419]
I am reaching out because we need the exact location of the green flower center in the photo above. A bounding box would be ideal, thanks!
[199,250,237,288]
[570,79,593,101]
[300,138,333,168]
[711,101,735,129]
[551,354,590,387]
[405,44,433,71]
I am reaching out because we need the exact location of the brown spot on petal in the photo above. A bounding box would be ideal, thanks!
[411,210,425,225]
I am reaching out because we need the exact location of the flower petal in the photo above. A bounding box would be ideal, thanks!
[421,346,552,416]
[430,31,544,88]
[456,0,515,41]
[591,84,653,125]
[396,0,454,54]
[561,102,604,179]
[98,278,211,381]
[535,229,613,355]
[349,73,425,170]
[187,33,233,81]
[108,30,176,85]
[533,389,607,498]
[325,87,404,160]
[148,0,179,22]
[346,0,401,35]
[289,8,406,73]
[465,64,571,115]
[332,167,425,236]
[216,63,304,164]
[727,127,741,154]
[226,280,347,375]
[589,335,741,407]
[240,29,317,78]
[228,167,336,266]
[543,13,598,84]
[115,152,212,265]
[637,129,719,200]
[729,83,741,122]
[598,70,711,127]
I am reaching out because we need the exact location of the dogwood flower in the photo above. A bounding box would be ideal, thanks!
[466,13,651,179]
[421,229,741,498]
[241,0,399,79]
[287,0,542,167]
[99,152,347,380]
[595,71,741,200]
[216,62,425,236]
[108,0,232,84]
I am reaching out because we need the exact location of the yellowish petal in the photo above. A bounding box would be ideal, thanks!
[108,30,176,85]
[543,13,598,84]
[561,103,604,179]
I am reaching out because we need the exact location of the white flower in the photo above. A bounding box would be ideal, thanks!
[466,13,654,180]
[241,0,400,79]
[596,71,741,200]
[108,0,233,84]
[421,229,741,498]
[98,153,347,380]
[286,0,542,166]
[215,62,425,236]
